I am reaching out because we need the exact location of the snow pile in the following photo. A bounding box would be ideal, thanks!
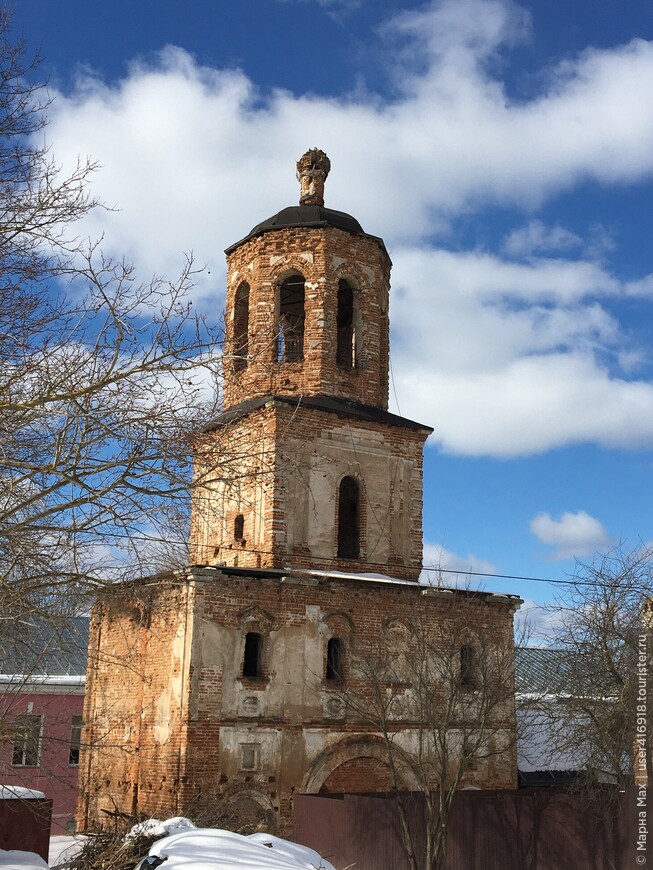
[247,833,336,870]
[125,817,196,841]
[49,835,87,868]
[0,851,49,870]
[147,828,336,870]
[0,786,46,800]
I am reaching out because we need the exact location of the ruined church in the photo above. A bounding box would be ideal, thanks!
[77,151,521,831]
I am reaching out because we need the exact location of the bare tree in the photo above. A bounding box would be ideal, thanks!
[339,588,520,870]
[0,5,227,621]
[541,545,653,791]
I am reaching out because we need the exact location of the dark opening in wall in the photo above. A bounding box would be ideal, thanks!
[460,644,475,689]
[336,280,355,369]
[326,637,344,681]
[277,275,305,362]
[337,475,360,559]
[69,714,82,766]
[243,632,263,678]
[233,282,250,372]
[234,513,245,541]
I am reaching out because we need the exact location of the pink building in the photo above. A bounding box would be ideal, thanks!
[0,617,88,833]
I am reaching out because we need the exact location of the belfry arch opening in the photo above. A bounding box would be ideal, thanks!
[233,282,250,373]
[337,475,361,559]
[336,279,359,370]
[277,274,305,362]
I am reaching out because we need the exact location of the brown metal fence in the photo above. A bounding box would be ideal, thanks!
[294,788,635,870]
[0,797,52,860]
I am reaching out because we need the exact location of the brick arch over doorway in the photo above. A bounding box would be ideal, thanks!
[302,736,418,794]
[320,756,394,793]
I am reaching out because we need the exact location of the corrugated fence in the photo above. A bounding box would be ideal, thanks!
[294,788,636,870]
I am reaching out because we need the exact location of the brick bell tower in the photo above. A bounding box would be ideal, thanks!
[190,149,432,581]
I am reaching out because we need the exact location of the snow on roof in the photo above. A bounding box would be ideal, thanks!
[286,567,416,585]
[0,851,49,870]
[0,675,85,687]
[0,786,46,800]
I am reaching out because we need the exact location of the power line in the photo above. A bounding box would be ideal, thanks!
[54,526,642,591]
[421,564,648,590]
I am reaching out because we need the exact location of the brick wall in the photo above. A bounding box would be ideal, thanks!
[191,403,428,580]
[77,581,196,829]
[80,569,520,832]
[223,225,391,411]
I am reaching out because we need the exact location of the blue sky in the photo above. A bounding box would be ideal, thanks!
[14,0,653,628]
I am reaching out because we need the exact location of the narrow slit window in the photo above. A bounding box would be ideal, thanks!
[277,275,305,362]
[243,631,263,678]
[337,476,360,559]
[460,644,475,689]
[69,714,83,766]
[326,637,344,681]
[234,514,245,541]
[336,280,355,369]
[233,282,250,372]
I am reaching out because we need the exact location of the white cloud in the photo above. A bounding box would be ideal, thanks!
[503,220,617,260]
[37,0,653,456]
[529,510,613,560]
[388,245,653,456]
[421,542,496,586]
[625,274,653,297]
[503,221,582,257]
[44,0,653,261]
[514,598,564,641]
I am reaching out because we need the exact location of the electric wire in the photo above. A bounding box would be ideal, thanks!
[51,522,648,591]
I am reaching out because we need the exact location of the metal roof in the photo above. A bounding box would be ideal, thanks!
[203,394,433,434]
[0,616,89,677]
[515,646,617,698]
[224,204,388,256]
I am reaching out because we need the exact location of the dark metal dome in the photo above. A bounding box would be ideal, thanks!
[251,204,364,235]
[225,204,365,254]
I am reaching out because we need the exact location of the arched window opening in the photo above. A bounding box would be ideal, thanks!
[326,637,344,681]
[460,644,475,689]
[234,514,244,542]
[233,282,250,373]
[243,632,263,678]
[337,476,360,559]
[336,280,356,370]
[277,275,305,362]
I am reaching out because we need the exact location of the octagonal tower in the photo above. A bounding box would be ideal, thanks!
[191,150,432,581]
[222,148,391,410]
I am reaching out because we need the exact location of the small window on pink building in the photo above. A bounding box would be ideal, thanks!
[11,713,42,767]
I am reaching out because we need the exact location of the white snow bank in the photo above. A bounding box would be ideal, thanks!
[148,828,336,870]
[0,851,49,870]
[247,833,336,870]
[49,835,87,868]
[0,786,46,800]
[125,817,196,841]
